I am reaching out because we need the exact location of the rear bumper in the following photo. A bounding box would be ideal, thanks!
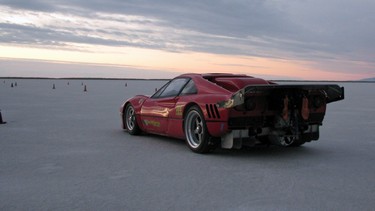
[220,124,320,149]
[206,121,228,137]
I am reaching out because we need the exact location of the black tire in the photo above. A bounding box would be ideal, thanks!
[184,106,212,153]
[124,104,141,135]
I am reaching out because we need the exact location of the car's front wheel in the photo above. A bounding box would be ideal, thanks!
[184,106,212,153]
[124,104,141,135]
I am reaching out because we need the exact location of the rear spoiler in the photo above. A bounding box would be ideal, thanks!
[217,84,344,108]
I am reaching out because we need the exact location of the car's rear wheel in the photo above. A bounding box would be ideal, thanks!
[184,106,212,153]
[124,104,141,135]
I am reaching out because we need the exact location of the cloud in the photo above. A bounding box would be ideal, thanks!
[0,0,55,11]
[0,0,374,77]
[0,2,299,55]
[280,0,375,60]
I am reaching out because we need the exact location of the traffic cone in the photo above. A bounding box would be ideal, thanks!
[84,85,87,92]
[0,110,6,124]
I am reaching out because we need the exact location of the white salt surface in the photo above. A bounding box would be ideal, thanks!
[1,79,374,210]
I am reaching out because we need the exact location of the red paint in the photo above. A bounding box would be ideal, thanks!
[120,73,344,141]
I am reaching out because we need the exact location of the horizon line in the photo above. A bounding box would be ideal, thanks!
[1,76,374,83]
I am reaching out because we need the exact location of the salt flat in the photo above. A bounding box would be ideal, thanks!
[1,79,374,210]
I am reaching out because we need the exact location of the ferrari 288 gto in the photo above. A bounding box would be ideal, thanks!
[120,73,344,153]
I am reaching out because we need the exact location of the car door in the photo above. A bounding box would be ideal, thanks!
[140,78,190,134]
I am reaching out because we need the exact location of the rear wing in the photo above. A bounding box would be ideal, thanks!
[217,84,344,108]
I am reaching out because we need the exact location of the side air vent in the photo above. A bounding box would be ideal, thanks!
[205,104,221,119]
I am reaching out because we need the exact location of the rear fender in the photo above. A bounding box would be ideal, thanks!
[182,100,229,138]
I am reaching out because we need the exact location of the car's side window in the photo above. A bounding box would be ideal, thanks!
[159,78,189,98]
[180,79,197,96]
[153,78,189,99]
[151,82,169,99]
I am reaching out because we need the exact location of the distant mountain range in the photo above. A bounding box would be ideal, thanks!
[361,77,375,81]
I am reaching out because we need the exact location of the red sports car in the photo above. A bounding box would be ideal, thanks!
[120,73,344,153]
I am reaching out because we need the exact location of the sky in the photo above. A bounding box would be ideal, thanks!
[0,0,374,80]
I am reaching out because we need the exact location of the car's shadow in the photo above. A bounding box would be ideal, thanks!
[213,144,321,158]
[122,131,324,159]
